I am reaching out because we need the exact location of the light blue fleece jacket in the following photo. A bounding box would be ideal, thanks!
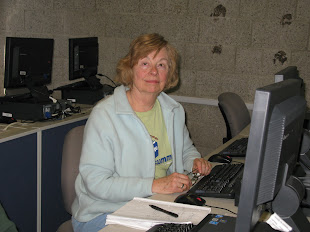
[72,85,201,222]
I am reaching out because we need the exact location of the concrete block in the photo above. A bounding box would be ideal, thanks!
[261,49,291,75]
[18,0,53,10]
[265,1,297,21]
[105,14,151,38]
[296,0,310,21]
[53,36,69,59]
[149,15,199,43]
[188,0,239,18]
[173,69,197,96]
[98,37,116,63]
[96,0,140,14]
[1,8,24,32]
[184,43,235,72]
[140,0,188,15]
[25,10,64,34]
[239,0,268,19]
[199,17,251,46]
[252,20,309,50]
[52,57,68,87]
[235,48,263,75]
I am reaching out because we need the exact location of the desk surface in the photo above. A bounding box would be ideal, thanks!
[100,125,251,232]
[0,104,92,141]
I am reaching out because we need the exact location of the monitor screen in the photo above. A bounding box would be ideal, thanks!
[69,37,98,80]
[235,79,309,231]
[4,37,54,90]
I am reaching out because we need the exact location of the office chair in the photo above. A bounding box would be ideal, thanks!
[57,125,85,232]
[218,92,251,143]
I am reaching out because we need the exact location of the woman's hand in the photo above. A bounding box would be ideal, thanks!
[192,158,212,176]
[152,172,192,194]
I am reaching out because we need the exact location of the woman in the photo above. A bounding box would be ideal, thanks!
[71,33,212,232]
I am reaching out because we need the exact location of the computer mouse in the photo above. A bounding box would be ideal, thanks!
[174,193,206,206]
[208,154,232,164]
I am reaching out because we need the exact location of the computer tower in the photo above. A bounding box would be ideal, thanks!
[0,101,61,121]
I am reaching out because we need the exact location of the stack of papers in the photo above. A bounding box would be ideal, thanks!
[106,197,211,231]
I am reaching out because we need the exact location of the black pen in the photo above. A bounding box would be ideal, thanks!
[149,204,179,218]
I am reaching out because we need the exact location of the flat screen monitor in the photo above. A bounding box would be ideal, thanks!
[275,66,300,82]
[69,37,98,80]
[235,79,309,231]
[274,66,305,97]
[4,37,54,90]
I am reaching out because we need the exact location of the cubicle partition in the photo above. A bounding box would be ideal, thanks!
[0,113,89,232]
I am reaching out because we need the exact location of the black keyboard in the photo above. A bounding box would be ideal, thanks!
[188,163,244,198]
[217,137,248,157]
[146,214,237,232]
[146,223,195,232]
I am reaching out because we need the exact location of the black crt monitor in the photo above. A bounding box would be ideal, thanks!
[69,37,98,81]
[235,79,310,231]
[4,37,54,94]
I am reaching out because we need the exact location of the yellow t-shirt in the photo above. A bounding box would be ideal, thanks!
[135,100,172,179]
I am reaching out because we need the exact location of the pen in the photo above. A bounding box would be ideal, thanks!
[149,204,178,218]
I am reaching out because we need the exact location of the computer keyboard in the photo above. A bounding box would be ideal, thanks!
[217,137,248,157]
[146,214,237,232]
[188,163,244,199]
[146,223,195,232]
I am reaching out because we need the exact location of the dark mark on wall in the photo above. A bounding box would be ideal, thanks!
[210,4,226,17]
[281,14,292,25]
[212,45,222,54]
[273,51,287,65]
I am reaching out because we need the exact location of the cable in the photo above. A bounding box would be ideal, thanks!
[204,204,237,215]
[1,122,20,131]
[97,73,117,87]
[232,160,243,164]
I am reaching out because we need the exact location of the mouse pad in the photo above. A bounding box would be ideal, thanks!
[192,214,236,232]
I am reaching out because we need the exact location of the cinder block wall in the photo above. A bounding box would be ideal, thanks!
[1,0,310,155]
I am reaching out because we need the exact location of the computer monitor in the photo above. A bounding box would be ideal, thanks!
[69,37,98,81]
[235,79,310,231]
[4,37,54,93]
[274,66,300,83]
[274,66,305,98]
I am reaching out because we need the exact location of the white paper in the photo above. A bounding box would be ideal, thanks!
[106,197,211,230]
[266,213,293,232]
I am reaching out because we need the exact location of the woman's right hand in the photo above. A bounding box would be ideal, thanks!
[151,172,192,194]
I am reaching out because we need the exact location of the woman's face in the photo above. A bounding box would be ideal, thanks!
[131,48,169,96]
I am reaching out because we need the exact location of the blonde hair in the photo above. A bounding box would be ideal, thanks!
[115,33,179,90]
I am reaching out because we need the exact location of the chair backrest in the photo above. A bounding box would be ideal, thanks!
[218,92,251,142]
[61,125,85,214]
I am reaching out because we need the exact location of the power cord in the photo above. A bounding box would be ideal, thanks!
[1,122,20,131]
[97,73,118,87]
[204,204,237,215]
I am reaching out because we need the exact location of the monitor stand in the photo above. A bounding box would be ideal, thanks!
[84,75,103,90]
[271,175,310,232]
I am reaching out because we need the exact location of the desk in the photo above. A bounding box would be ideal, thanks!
[0,105,92,232]
[100,126,251,232]
[101,123,310,232]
